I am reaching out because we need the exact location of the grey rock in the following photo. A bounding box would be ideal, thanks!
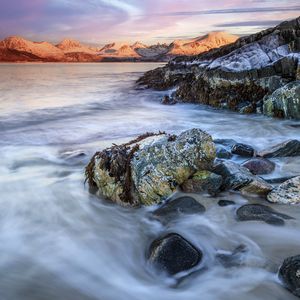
[279,255,300,297]
[267,176,300,204]
[258,139,300,158]
[242,157,275,175]
[216,145,233,159]
[217,244,248,268]
[218,200,236,207]
[161,95,177,105]
[231,143,255,157]
[236,204,293,225]
[214,161,273,196]
[148,233,202,275]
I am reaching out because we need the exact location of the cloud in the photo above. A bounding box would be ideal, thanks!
[215,20,285,27]
[159,5,300,16]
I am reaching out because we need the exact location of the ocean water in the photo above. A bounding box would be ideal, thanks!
[0,62,300,300]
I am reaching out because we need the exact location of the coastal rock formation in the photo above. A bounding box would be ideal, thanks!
[258,139,300,158]
[86,129,215,206]
[137,17,300,120]
[148,233,202,276]
[267,176,300,204]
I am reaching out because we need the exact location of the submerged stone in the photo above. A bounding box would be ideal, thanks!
[242,157,275,175]
[218,200,236,207]
[279,255,300,298]
[180,170,222,195]
[148,233,202,276]
[153,196,205,221]
[231,143,255,157]
[267,176,300,204]
[236,204,293,225]
[258,140,300,158]
[86,128,216,206]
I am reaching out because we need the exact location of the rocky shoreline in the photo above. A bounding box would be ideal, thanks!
[137,17,300,120]
[85,128,300,296]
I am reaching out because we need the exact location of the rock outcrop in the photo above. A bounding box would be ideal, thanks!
[137,17,300,120]
[86,129,215,206]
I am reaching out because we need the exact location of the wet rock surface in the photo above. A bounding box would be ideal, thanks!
[242,158,275,175]
[216,244,248,268]
[258,140,300,158]
[161,95,177,105]
[180,171,222,195]
[279,255,300,298]
[236,204,293,225]
[86,128,215,206]
[153,196,205,221]
[216,145,233,159]
[231,143,255,157]
[214,161,273,196]
[267,176,300,204]
[218,200,236,207]
[148,233,202,276]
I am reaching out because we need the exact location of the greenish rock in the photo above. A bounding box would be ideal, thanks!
[86,129,216,206]
[180,170,222,195]
[263,81,300,120]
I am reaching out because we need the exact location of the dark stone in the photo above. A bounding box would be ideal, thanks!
[258,140,300,158]
[218,200,236,207]
[264,175,300,184]
[148,233,202,275]
[279,255,300,297]
[153,196,205,221]
[231,143,255,157]
[216,145,233,159]
[242,158,275,175]
[217,244,248,267]
[236,204,293,226]
[161,95,177,105]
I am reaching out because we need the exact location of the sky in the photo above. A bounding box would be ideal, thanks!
[0,0,299,45]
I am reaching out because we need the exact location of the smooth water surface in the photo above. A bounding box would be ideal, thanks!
[0,63,300,300]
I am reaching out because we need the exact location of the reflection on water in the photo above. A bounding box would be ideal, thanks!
[0,63,299,300]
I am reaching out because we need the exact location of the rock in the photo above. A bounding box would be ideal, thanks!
[86,129,216,206]
[263,81,300,120]
[180,171,222,195]
[231,143,255,157]
[236,204,293,225]
[161,95,177,105]
[214,139,237,147]
[267,176,300,204]
[137,17,300,119]
[258,140,300,158]
[148,233,202,275]
[242,158,275,175]
[214,161,273,196]
[265,176,299,184]
[218,200,236,207]
[216,145,233,159]
[153,196,205,222]
[279,255,300,297]
[217,244,248,268]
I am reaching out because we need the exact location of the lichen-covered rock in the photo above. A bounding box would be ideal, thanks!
[258,139,300,158]
[267,176,300,204]
[242,158,275,175]
[214,161,273,196]
[148,233,202,276]
[180,170,222,195]
[86,129,216,206]
[263,81,300,119]
[236,204,293,225]
[279,255,300,297]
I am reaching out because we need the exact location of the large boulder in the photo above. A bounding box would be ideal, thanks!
[214,161,273,196]
[86,129,216,206]
[241,157,275,175]
[267,176,300,204]
[263,81,300,120]
[258,140,300,158]
[148,233,202,275]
